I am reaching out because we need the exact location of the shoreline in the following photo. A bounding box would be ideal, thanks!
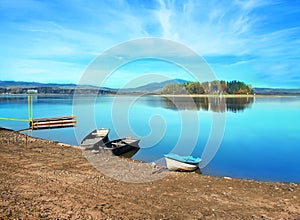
[0,128,299,219]
[2,127,298,184]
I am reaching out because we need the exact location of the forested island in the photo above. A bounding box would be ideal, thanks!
[161,80,254,95]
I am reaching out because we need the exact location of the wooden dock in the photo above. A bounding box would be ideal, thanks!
[29,116,77,130]
[1,96,77,130]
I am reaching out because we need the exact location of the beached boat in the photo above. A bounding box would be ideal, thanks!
[80,128,110,149]
[98,137,140,156]
[164,153,201,171]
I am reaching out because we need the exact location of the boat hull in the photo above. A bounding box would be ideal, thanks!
[164,157,199,171]
[99,138,140,156]
[80,128,110,149]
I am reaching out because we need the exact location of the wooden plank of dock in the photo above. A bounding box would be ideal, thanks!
[30,116,77,130]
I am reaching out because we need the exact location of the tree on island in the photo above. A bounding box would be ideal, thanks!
[159,83,187,94]
[225,80,254,94]
[184,82,205,94]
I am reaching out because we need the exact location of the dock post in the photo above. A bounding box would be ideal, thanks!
[28,96,33,128]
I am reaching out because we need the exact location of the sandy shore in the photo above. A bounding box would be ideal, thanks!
[0,128,299,219]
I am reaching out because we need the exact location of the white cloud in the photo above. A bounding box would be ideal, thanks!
[155,0,173,39]
[152,0,284,56]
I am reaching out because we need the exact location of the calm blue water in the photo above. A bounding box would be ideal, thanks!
[1,95,300,183]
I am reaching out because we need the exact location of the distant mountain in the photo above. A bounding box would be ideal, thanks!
[253,88,300,95]
[0,80,116,95]
[120,79,189,93]
[0,80,117,90]
[0,79,188,94]
[0,80,76,88]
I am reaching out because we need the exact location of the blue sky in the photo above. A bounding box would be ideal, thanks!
[1,0,300,88]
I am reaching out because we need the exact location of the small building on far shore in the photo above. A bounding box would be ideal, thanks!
[26,89,38,94]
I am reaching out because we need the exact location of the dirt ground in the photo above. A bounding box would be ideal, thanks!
[0,128,299,219]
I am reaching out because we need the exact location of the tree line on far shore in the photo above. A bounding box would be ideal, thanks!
[0,87,116,95]
[161,80,254,95]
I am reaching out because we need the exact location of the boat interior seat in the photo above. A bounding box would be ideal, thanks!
[112,142,126,147]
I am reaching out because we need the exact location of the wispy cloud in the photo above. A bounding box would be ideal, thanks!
[153,0,268,55]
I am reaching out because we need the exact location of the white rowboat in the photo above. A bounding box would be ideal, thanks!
[164,153,201,171]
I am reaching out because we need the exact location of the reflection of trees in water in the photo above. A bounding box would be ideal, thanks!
[161,96,254,113]
[0,96,29,104]
[161,97,205,111]
[225,97,254,113]
[0,95,74,105]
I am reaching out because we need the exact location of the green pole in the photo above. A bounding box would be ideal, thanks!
[28,96,33,128]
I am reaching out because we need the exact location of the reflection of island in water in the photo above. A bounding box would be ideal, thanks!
[161,96,254,113]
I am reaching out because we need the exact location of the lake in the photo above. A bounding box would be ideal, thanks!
[1,95,300,183]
